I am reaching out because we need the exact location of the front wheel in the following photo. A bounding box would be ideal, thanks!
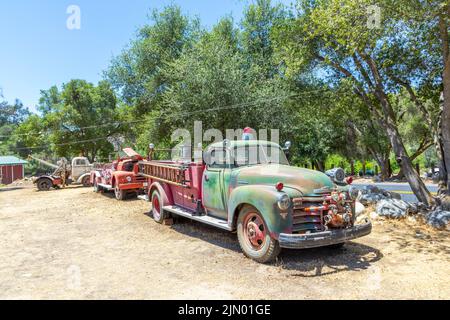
[237,206,281,263]
[114,185,126,200]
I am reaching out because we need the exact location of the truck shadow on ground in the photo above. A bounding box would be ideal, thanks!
[153,214,383,277]
[99,191,142,202]
[278,243,383,277]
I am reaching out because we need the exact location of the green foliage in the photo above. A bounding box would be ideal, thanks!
[0,99,31,157]
[16,80,120,161]
[104,5,200,111]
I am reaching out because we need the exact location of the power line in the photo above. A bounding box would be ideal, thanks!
[0,87,329,145]
[9,136,111,151]
[0,119,147,138]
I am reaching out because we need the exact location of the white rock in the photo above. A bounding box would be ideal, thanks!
[376,199,411,219]
[426,209,450,230]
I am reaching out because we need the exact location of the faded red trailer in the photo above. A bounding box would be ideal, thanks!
[0,156,28,185]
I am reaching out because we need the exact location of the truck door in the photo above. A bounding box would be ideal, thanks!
[202,148,230,220]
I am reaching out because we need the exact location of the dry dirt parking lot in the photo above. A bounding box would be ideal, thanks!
[0,184,449,299]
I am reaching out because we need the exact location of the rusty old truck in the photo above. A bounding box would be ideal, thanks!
[29,155,92,191]
[139,140,372,263]
[90,148,147,200]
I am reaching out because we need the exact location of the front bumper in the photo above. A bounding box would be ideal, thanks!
[117,182,144,190]
[278,219,372,249]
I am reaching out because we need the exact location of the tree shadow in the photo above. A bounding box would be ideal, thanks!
[384,224,450,256]
[143,212,383,276]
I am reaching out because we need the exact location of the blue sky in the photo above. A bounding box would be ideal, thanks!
[0,0,293,113]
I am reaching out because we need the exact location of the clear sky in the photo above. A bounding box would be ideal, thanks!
[0,0,293,113]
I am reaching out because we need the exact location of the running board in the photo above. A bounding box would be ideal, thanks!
[137,194,149,202]
[163,205,232,231]
[98,183,113,190]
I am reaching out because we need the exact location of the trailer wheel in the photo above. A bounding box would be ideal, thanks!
[114,185,126,201]
[82,176,90,187]
[237,205,280,263]
[151,190,165,223]
[37,178,53,191]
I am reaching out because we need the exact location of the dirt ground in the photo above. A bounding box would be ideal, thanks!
[0,184,449,300]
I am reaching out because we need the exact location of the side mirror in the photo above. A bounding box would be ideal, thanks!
[284,141,291,150]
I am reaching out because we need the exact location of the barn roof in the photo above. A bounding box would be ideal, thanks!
[0,156,28,166]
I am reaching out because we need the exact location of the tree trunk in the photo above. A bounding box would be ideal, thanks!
[367,148,391,181]
[387,157,392,178]
[386,120,434,206]
[378,158,391,181]
[350,160,355,176]
[315,160,325,172]
[361,161,366,177]
[439,8,450,196]
[370,67,434,205]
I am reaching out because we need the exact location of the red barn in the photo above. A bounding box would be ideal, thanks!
[0,156,28,185]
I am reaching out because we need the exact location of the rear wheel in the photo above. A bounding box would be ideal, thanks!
[114,185,126,200]
[37,178,52,191]
[151,190,165,223]
[237,205,281,263]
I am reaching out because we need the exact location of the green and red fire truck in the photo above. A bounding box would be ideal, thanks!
[138,139,371,263]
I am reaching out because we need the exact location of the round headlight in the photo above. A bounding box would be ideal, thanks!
[277,194,290,210]
[349,186,359,200]
[126,176,132,182]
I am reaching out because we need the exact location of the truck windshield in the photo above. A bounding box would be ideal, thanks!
[233,145,289,167]
[123,161,134,172]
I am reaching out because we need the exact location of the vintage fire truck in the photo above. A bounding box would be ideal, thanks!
[139,140,372,263]
[90,148,147,200]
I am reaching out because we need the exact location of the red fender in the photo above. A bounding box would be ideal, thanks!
[148,181,174,206]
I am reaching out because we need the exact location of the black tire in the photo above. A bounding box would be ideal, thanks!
[82,176,90,187]
[37,178,52,191]
[114,185,126,200]
[151,189,165,223]
[237,205,281,263]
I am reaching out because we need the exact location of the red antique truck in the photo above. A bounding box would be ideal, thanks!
[90,148,146,200]
[139,140,371,263]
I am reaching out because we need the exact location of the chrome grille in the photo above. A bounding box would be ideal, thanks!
[292,197,326,234]
[135,175,147,182]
